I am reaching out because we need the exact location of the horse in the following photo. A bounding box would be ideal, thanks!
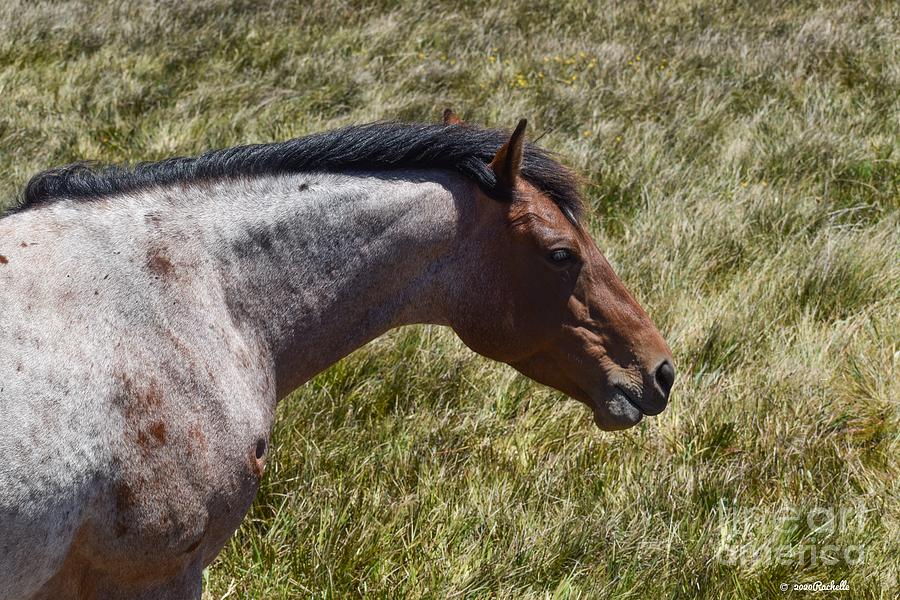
[0,110,674,599]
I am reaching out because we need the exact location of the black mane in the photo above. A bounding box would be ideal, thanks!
[20,122,583,220]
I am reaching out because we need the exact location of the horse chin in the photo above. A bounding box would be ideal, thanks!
[590,390,644,431]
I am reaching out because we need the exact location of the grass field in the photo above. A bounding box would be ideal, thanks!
[2,1,898,598]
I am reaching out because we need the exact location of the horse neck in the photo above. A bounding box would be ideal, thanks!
[197,170,474,398]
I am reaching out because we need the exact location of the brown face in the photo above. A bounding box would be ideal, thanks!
[451,180,675,431]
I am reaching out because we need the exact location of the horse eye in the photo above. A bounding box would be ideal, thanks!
[550,248,573,263]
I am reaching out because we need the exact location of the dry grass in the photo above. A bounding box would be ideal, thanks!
[1,1,898,598]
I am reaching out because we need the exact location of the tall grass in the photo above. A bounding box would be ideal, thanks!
[1,1,897,597]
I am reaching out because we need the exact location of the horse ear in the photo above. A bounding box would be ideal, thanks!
[442,108,463,125]
[490,119,527,190]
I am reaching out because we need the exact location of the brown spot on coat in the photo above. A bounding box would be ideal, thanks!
[147,249,174,278]
[19,241,28,248]
[137,421,167,450]
[117,371,168,452]
[148,421,167,444]
[188,422,206,445]
[118,372,164,413]
[185,422,208,460]
[0,255,8,265]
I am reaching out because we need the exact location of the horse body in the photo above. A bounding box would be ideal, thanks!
[0,118,674,598]
[0,196,260,599]
[0,171,469,598]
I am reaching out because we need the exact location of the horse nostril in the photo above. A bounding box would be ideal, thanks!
[654,360,675,398]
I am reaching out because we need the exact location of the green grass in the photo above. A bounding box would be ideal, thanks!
[2,1,898,598]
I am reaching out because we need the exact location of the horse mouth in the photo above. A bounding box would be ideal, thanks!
[615,385,644,413]
[589,386,644,431]
[615,384,666,417]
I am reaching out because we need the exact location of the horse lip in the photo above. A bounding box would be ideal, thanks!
[615,384,667,416]
[615,384,647,414]
[583,384,643,430]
